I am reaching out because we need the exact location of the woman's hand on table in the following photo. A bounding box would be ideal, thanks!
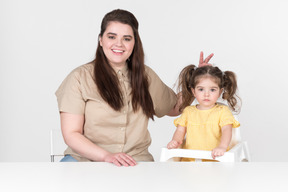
[104,152,137,167]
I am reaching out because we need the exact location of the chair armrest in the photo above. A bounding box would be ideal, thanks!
[160,148,215,162]
[160,142,246,162]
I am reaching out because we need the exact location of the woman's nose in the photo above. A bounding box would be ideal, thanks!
[115,38,123,46]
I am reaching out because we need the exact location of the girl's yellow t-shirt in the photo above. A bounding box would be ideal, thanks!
[174,104,240,162]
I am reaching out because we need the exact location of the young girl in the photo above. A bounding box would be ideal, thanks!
[167,64,241,161]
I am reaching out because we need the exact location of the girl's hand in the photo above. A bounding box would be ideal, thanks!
[167,140,182,149]
[211,147,226,159]
[104,153,137,167]
[199,51,214,67]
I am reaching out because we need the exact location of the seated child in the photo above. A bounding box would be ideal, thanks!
[167,65,241,161]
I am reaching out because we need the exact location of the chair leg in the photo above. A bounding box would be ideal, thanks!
[242,141,251,162]
[51,155,54,162]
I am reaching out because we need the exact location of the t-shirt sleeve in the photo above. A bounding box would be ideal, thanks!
[173,107,189,127]
[219,106,240,128]
[55,68,86,114]
[146,66,177,117]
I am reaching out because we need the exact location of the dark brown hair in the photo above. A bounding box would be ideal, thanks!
[93,9,155,119]
[177,65,241,113]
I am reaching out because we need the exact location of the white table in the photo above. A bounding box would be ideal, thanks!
[0,162,287,192]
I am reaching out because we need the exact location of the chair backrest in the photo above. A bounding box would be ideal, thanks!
[229,126,241,148]
[50,129,67,162]
[229,115,241,148]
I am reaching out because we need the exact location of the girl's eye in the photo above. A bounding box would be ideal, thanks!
[198,88,203,91]
[211,89,216,92]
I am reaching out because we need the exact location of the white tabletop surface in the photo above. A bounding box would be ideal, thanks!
[0,162,287,192]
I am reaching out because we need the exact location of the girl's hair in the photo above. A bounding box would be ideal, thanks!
[92,9,155,120]
[178,64,241,113]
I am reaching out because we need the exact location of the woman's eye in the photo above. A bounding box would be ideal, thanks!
[108,36,115,39]
[124,38,131,41]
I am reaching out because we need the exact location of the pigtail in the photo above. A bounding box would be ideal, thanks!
[177,64,197,112]
[222,71,241,113]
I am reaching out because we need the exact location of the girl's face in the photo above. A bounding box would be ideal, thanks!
[99,21,135,69]
[192,77,223,110]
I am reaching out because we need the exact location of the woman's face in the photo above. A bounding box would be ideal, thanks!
[100,21,135,69]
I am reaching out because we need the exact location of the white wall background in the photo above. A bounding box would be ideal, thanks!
[1,0,287,162]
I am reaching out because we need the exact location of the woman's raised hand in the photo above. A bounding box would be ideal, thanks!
[199,51,214,67]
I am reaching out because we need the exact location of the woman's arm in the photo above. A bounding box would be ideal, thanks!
[211,124,232,159]
[167,125,186,149]
[60,112,136,166]
[167,93,182,116]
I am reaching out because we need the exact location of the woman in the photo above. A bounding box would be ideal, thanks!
[55,9,213,166]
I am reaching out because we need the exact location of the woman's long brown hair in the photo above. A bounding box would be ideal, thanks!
[93,9,155,120]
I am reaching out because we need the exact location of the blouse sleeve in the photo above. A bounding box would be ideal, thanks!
[55,67,86,115]
[146,66,177,117]
[173,107,189,127]
[219,106,240,128]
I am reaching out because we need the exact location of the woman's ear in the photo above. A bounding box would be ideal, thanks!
[99,36,103,47]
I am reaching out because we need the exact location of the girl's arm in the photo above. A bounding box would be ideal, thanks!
[167,125,186,149]
[211,124,233,159]
[60,112,136,167]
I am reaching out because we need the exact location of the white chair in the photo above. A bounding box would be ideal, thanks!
[160,124,251,162]
[50,129,67,162]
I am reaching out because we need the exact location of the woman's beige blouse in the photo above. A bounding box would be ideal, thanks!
[55,63,177,161]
